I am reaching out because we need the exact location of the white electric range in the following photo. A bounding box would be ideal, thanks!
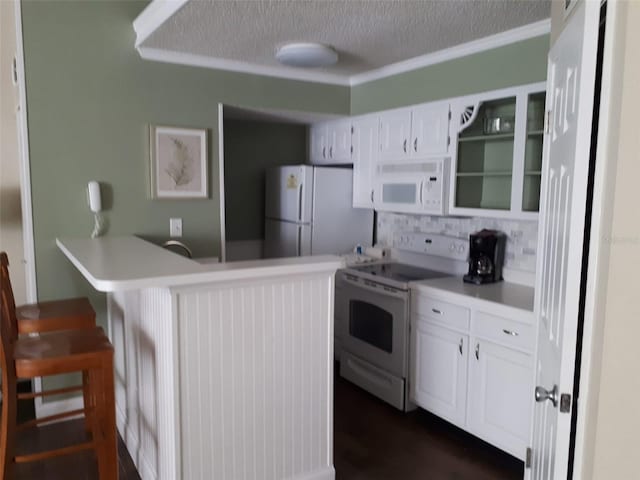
[335,233,469,411]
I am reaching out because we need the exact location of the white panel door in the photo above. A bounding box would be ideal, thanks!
[412,102,450,157]
[328,120,352,163]
[378,108,412,161]
[468,339,533,460]
[531,1,600,479]
[411,320,468,427]
[352,115,378,208]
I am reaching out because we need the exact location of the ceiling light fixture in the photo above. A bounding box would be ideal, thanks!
[275,43,338,68]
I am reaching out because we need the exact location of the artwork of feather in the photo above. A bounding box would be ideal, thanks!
[165,138,194,187]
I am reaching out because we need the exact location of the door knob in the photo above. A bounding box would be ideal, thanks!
[535,385,558,407]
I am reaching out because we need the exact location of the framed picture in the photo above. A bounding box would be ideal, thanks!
[150,125,208,199]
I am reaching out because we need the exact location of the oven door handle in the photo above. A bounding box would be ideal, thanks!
[340,274,409,300]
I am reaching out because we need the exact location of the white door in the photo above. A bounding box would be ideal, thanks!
[352,116,378,208]
[328,120,352,163]
[378,108,411,161]
[467,339,533,460]
[411,320,467,427]
[530,1,600,478]
[309,123,329,164]
[411,102,450,157]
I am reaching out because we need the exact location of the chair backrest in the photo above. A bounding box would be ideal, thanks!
[0,252,19,341]
[0,254,17,478]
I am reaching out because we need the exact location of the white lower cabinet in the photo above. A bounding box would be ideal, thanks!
[412,320,468,427]
[410,291,534,461]
[467,338,533,459]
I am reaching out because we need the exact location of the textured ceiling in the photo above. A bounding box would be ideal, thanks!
[140,0,550,78]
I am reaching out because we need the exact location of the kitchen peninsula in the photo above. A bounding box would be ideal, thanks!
[57,236,341,480]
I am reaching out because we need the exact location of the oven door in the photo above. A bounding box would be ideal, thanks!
[337,272,409,378]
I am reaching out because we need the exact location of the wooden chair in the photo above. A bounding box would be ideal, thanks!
[1,252,96,335]
[0,259,118,479]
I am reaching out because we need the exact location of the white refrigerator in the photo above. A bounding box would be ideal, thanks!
[264,165,373,258]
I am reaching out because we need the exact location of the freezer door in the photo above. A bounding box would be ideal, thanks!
[265,165,314,223]
[264,219,312,258]
[312,167,374,255]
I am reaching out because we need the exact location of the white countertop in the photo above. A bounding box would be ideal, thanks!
[411,276,535,312]
[57,236,344,292]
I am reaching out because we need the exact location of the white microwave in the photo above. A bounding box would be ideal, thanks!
[373,159,449,215]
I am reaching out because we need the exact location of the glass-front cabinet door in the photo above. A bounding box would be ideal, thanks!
[450,83,546,218]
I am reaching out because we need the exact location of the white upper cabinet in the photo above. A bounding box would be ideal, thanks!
[351,115,378,208]
[449,82,546,219]
[379,102,450,161]
[412,102,451,157]
[379,109,412,160]
[309,119,352,165]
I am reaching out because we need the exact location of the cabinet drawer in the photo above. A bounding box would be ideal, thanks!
[473,311,534,352]
[412,296,470,331]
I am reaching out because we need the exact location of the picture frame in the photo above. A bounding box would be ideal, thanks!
[150,125,208,199]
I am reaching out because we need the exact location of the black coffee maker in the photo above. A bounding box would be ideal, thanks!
[463,229,506,285]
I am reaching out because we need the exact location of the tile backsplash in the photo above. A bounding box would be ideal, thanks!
[376,212,539,273]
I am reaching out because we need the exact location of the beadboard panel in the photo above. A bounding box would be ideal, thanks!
[176,273,335,480]
[108,288,179,480]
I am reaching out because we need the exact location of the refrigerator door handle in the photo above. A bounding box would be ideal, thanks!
[297,184,303,222]
[296,225,302,256]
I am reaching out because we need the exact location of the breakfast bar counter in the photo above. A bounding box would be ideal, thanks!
[58,236,342,480]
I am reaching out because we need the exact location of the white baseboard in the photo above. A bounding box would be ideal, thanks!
[225,239,264,261]
[36,395,84,420]
[289,467,336,480]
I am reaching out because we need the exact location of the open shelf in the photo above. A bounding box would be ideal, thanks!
[459,133,515,142]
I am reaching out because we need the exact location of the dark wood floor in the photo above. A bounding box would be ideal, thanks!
[14,377,522,479]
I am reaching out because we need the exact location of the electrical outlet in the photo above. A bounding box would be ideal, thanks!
[170,218,182,238]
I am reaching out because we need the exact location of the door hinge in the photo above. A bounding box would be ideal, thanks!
[525,447,532,468]
[560,393,572,413]
[544,109,552,134]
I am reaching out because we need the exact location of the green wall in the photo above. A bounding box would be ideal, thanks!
[351,35,549,114]
[21,1,349,397]
[224,119,307,242]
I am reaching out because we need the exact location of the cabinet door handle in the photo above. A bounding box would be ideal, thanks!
[458,338,463,355]
[414,138,418,152]
[370,189,374,203]
[329,146,333,158]
[322,146,326,159]
[475,343,480,360]
[431,308,442,315]
[503,329,519,336]
[403,139,407,153]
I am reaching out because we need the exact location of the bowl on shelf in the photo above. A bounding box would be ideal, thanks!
[483,116,515,135]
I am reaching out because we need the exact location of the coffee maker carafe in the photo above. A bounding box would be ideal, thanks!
[463,229,506,285]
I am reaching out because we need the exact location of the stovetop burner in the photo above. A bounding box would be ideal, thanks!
[348,262,450,284]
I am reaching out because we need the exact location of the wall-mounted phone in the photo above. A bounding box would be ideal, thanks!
[87,180,102,212]
[87,181,105,238]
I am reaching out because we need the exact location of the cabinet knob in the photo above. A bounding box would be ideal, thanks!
[458,338,463,355]
[403,139,407,153]
[475,343,480,360]
[370,190,374,203]
[414,138,418,152]
[322,146,326,158]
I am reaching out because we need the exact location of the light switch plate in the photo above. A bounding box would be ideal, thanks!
[170,218,182,238]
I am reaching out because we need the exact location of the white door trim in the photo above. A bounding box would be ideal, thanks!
[13,0,44,417]
[571,1,618,477]
[217,103,226,262]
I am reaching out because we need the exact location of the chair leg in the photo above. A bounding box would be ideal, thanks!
[96,355,117,480]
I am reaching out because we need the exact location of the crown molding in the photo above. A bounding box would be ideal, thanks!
[133,0,190,48]
[137,46,351,86]
[349,19,551,86]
